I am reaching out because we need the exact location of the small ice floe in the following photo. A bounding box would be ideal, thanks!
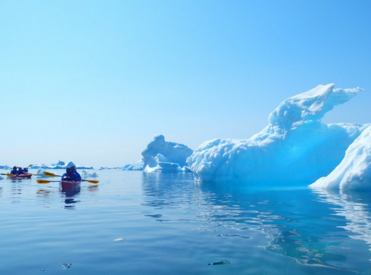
[208,260,230,265]
[82,170,99,178]
[114,238,125,242]
[36,169,49,178]
[61,263,72,269]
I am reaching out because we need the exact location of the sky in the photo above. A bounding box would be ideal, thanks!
[1,0,370,168]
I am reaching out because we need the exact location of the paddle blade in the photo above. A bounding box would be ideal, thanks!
[7,174,14,177]
[37,180,51,184]
[44,171,59,177]
[85,180,99,184]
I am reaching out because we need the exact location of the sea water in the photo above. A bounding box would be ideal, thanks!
[1,170,371,275]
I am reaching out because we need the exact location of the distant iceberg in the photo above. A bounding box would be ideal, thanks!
[122,160,145,171]
[123,135,193,172]
[31,161,93,170]
[187,84,367,186]
[142,135,193,172]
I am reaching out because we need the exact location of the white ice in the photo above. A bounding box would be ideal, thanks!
[310,125,371,190]
[81,170,99,178]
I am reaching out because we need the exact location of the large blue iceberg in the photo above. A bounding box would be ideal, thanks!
[187,84,368,187]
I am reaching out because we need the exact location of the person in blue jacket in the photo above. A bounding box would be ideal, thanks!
[62,167,75,181]
[70,166,81,181]
[10,166,18,175]
[62,166,81,181]
[17,167,24,175]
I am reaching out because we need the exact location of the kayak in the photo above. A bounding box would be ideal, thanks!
[9,173,32,179]
[61,181,81,188]
[60,181,81,197]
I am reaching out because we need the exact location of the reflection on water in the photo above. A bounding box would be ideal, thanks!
[36,188,53,197]
[60,184,81,197]
[313,189,371,256]
[142,173,371,273]
[2,171,371,274]
[87,185,99,193]
[60,183,81,209]
[34,182,99,209]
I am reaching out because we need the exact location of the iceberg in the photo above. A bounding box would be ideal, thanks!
[310,125,371,190]
[187,84,367,185]
[30,161,93,170]
[122,160,145,171]
[120,135,193,172]
[141,135,193,172]
[36,169,49,178]
[51,160,65,167]
[99,167,123,170]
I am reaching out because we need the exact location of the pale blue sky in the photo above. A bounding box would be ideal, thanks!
[1,0,370,168]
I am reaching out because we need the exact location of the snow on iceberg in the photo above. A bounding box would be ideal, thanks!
[187,84,366,184]
[310,125,371,190]
[142,135,193,172]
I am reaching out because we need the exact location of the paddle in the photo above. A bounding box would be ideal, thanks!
[2,173,15,177]
[44,171,62,177]
[44,171,95,181]
[37,179,99,184]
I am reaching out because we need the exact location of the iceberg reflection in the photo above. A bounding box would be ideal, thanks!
[313,189,371,254]
[141,174,371,272]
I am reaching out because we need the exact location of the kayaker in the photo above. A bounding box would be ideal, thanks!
[61,167,75,181]
[10,166,18,175]
[23,167,29,174]
[17,167,24,175]
[70,166,82,181]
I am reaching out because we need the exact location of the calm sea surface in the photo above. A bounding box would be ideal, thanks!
[1,170,371,274]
